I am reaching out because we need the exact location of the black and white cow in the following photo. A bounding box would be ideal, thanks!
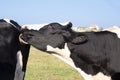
[0,19,30,80]
[21,22,120,80]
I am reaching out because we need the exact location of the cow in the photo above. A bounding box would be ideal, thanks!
[20,22,120,80]
[0,19,30,80]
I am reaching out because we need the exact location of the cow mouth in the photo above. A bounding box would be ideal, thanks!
[19,34,28,44]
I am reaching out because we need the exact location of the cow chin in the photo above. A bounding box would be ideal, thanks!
[19,34,28,44]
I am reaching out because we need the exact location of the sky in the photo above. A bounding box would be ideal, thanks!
[0,0,120,28]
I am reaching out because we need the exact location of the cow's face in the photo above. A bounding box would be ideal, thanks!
[21,22,72,51]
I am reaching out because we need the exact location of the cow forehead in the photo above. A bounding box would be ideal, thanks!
[22,22,70,30]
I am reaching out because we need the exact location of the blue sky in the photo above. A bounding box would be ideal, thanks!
[0,0,120,28]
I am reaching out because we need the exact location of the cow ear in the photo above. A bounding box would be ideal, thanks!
[63,22,72,29]
[71,35,88,44]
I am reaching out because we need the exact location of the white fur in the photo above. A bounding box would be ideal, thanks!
[47,43,72,62]
[93,72,111,80]
[104,26,120,38]
[14,51,24,80]
[47,43,111,80]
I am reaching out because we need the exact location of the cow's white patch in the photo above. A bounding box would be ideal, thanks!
[47,43,72,62]
[3,19,18,30]
[110,30,120,38]
[104,26,120,38]
[14,51,24,80]
[47,43,111,80]
[93,72,111,80]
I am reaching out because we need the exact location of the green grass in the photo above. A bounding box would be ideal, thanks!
[25,47,83,80]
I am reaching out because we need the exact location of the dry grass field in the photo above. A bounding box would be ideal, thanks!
[24,46,83,80]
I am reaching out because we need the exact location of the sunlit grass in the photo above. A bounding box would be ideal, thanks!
[25,46,83,80]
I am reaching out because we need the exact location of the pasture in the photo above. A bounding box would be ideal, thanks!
[25,46,83,80]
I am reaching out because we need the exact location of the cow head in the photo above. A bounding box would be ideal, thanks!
[21,22,88,51]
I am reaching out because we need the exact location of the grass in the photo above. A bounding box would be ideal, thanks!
[24,46,83,80]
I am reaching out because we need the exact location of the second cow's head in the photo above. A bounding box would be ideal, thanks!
[21,22,87,51]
